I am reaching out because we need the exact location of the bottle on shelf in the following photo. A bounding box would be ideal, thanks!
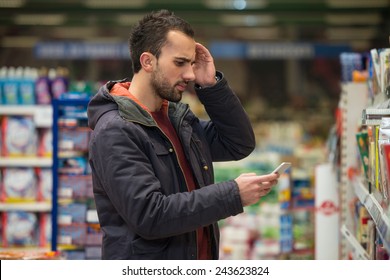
[35,67,51,105]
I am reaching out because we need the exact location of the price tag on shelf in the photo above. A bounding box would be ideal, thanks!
[353,178,369,203]
[86,209,99,223]
[58,215,72,225]
[58,236,72,245]
[59,140,75,150]
[58,188,73,199]
[34,106,52,127]
[365,198,374,215]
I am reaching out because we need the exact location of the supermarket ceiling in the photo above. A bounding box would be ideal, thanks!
[0,0,389,51]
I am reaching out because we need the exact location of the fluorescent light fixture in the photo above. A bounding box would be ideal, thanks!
[204,0,268,10]
[14,14,66,25]
[85,0,146,8]
[327,0,389,8]
[229,27,280,40]
[348,40,371,50]
[85,37,123,43]
[2,36,39,48]
[326,27,378,40]
[51,27,98,39]
[117,14,145,26]
[325,14,382,25]
[220,14,275,26]
[0,0,25,8]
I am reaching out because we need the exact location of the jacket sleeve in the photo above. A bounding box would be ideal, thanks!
[90,114,243,240]
[195,71,256,161]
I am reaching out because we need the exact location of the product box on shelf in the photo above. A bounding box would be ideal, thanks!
[58,175,92,200]
[356,131,369,180]
[37,168,52,202]
[59,127,90,152]
[2,211,39,247]
[2,167,37,202]
[58,203,87,224]
[58,157,88,175]
[38,128,52,157]
[2,116,38,157]
[58,224,87,247]
[85,223,102,247]
[1,167,52,203]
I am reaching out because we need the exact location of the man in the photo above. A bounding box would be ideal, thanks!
[87,9,279,260]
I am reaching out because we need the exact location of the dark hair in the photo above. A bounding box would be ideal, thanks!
[129,9,195,73]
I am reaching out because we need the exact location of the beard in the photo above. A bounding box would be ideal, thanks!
[150,65,184,103]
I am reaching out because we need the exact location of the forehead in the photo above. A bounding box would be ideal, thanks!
[160,30,196,60]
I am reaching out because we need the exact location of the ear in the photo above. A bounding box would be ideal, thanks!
[140,52,154,72]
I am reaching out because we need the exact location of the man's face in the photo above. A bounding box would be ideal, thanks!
[150,30,196,102]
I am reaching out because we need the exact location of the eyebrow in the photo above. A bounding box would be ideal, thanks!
[175,56,194,63]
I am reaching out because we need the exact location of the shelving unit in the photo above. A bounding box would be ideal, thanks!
[51,97,101,259]
[352,177,390,253]
[341,224,370,260]
[0,105,52,128]
[0,104,53,250]
[0,202,51,212]
[338,82,369,259]
[338,44,390,260]
[0,157,52,167]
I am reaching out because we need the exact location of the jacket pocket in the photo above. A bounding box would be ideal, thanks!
[148,137,183,194]
[131,237,170,259]
[190,136,213,187]
[151,139,171,156]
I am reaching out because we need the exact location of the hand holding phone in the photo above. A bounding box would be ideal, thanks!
[273,162,291,174]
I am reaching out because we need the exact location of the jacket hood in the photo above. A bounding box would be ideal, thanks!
[88,78,156,130]
[87,79,124,130]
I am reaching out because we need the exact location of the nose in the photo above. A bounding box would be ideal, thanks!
[183,65,196,82]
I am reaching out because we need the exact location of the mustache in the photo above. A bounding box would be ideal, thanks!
[176,81,189,87]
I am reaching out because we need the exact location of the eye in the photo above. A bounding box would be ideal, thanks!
[175,60,185,66]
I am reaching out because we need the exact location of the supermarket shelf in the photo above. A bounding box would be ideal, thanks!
[352,177,390,253]
[0,105,51,115]
[58,151,86,158]
[0,157,52,167]
[0,246,50,252]
[361,109,390,125]
[0,202,52,212]
[341,224,369,260]
[0,105,52,127]
[51,97,91,253]
[353,177,370,201]
[362,119,384,126]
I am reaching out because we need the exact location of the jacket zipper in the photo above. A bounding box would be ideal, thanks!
[177,106,200,260]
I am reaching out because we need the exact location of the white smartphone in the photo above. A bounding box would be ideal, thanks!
[272,162,291,174]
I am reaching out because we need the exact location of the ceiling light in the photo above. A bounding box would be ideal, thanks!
[204,0,268,9]
[220,14,275,26]
[51,27,98,39]
[325,14,382,25]
[117,14,145,26]
[230,27,280,40]
[348,40,371,50]
[85,0,146,8]
[0,0,25,8]
[2,36,38,48]
[14,14,66,25]
[326,27,378,40]
[327,0,389,8]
